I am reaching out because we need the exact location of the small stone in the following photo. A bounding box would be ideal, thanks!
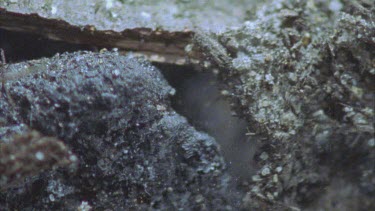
[265,74,274,84]
[112,69,120,77]
[251,186,260,193]
[259,152,269,160]
[195,194,204,203]
[266,192,274,200]
[252,175,262,182]
[273,174,278,183]
[51,6,57,15]
[273,192,278,197]
[156,105,166,111]
[35,151,45,160]
[49,194,55,202]
[276,166,283,173]
[328,0,343,12]
[69,155,78,162]
[184,44,193,53]
[261,167,271,176]
[78,201,92,211]
[169,88,176,96]
[221,90,230,96]
[368,138,375,147]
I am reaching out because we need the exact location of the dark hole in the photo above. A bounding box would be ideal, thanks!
[322,97,345,122]
[159,64,260,184]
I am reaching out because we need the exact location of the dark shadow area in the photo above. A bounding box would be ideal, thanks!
[0,29,94,63]
[159,65,260,183]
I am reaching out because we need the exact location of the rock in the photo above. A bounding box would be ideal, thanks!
[259,152,269,160]
[261,167,271,176]
[198,0,374,209]
[0,0,260,65]
[0,51,237,210]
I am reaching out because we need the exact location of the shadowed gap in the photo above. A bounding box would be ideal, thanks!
[0,29,94,63]
[159,65,260,183]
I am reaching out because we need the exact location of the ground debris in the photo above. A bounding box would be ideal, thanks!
[197,0,374,210]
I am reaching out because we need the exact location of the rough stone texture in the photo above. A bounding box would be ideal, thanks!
[0,0,251,32]
[0,0,374,210]
[0,51,236,210]
[194,0,374,210]
[0,1,264,65]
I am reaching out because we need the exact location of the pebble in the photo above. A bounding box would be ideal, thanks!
[276,166,283,173]
[252,175,262,182]
[261,167,271,176]
[368,138,374,147]
[266,192,274,200]
[260,152,269,160]
[273,174,278,183]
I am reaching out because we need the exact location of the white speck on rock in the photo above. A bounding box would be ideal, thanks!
[49,194,55,202]
[261,167,271,176]
[265,74,274,84]
[368,138,374,147]
[141,11,152,20]
[78,201,92,211]
[105,0,114,9]
[276,166,283,173]
[69,155,78,162]
[260,152,269,160]
[252,175,262,182]
[51,6,57,15]
[113,69,120,76]
[35,151,45,160]
[329,0,343,12]
[169,88,176,96]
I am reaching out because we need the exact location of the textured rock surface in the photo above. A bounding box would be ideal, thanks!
[0,0,251,32]
[0,0,374,210]
[0,0,261,65]
[0,51,237,210]
[194,0,374,210]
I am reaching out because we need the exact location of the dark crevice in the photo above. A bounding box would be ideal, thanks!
[159,64,260,184]
[0,29,94,63]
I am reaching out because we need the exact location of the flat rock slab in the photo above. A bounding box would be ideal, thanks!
[0,0,255,64]
[1,0,248,32]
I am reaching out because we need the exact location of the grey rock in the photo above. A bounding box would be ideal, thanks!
[0,51,237,210]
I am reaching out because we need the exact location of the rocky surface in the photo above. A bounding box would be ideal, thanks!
[195,0,374,210]
[0,51,238,210]
[0,0,250,32]
[0,0,374,210]
[0,0,260,65]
